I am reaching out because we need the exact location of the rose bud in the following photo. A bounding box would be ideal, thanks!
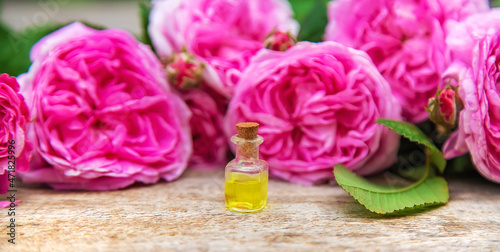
[427,86,461,132]
[166,52,203,90]
[264,30,297,51]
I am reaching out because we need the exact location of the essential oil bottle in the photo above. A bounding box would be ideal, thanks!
[224,122,268,213]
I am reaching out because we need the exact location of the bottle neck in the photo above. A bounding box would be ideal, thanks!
[235,142,259,159]
[231,134,263,160]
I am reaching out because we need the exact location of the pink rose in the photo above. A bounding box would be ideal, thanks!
[148,0,299,98]
[224,42,402,185]
[442,9,500,183]
[182,89,227,169]
[164,51,229,169]
[0,74,32,207]
[18,22,192,190]
[325,0,489,123]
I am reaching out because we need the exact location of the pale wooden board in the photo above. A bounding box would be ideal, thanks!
[1,169,499,251]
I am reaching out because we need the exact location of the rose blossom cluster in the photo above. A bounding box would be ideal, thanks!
[149,0,299,170]
[325,0,489,123]
[154,0,407,184]
[18,22,192,190]
[161,52,229,170]
[225,42,402,185]
[16,0,482,190]
[17,0,403,188]
[442,8,500,183]
[0,74,32,207]
[148,0,299,98]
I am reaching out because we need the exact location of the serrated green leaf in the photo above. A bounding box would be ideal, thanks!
[335,119,449,214]
[334,165,449,214]
[376,119,436,150]
[377,118,446,173]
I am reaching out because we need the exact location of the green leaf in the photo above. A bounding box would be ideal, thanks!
[0,23,19,75]
[289,0,316,21]
[447,154,474,174]
[334,165,449,214]
[394,165,429,182]
[334,119,449,214]
[138,0,153,48]
[377,118,446,173]
[79,21,107,31]
[0,23,65,76]
[289,0,328,42]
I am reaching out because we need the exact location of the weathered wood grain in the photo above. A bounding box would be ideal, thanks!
[1,169,499,251]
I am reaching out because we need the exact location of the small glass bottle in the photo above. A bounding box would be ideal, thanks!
[224,122,268,213]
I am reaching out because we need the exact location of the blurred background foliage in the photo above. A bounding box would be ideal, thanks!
[0,0,499,76]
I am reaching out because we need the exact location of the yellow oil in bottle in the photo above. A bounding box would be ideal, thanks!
[224,171,268,213]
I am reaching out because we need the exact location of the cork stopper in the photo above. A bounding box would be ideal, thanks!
[236,122,259,140]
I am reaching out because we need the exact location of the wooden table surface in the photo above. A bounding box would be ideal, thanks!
[1,169,499,251]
